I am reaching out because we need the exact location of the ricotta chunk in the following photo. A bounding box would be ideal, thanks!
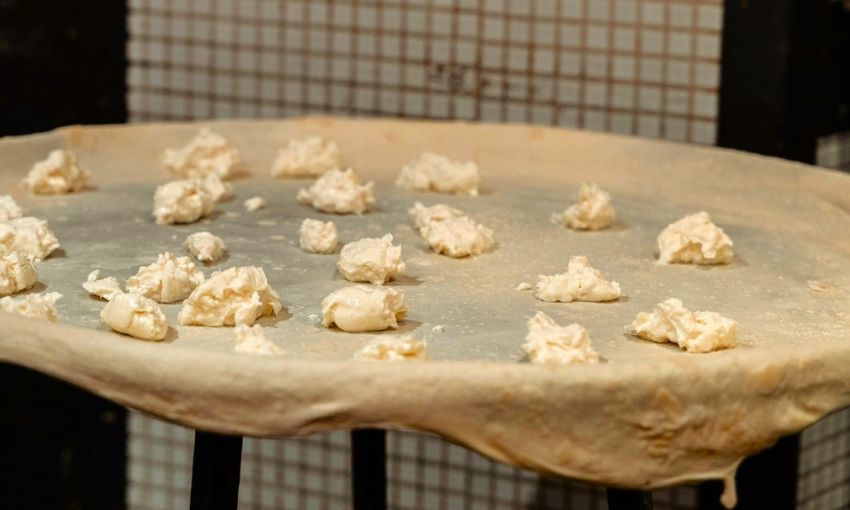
[234,324,284,356]
[420,216,494,258]
[25,149,90,195]
[83,270,123,301]
[243,196,266,212]
[625,298,737,353]
[0,217,60,260]
[355,336,428,361]
[100,292,168,341]
[337,234,405,285]
[163,128,240,179]
[408,202,464,232]
[271,136,342,178]
[299,219,338,254]
[297,168,375,215]
[657,211,733,265]
[0,196,22,221]
[184,232,226,263]
[321,285,408,332]
[396,152,480,196]
[153,179,214,224]
[535,255,622,303]
[178,266,282,326]
[0,252,38,296]
[199,173,233,202]
[126,252,205,303]
[0,292,61,322]
[523,312,600,366]
[553,183,615,230]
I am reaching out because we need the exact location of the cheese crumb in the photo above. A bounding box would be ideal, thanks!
[0,252,38,296]
[396,152,480,196]
[126,252,205,303]
[0,217,60,260]
[234,324,285,356]
[243,196,266,212]
[100,292,168,341]
[271,136,341,178]
[199,173,233,202]
[553,183,615,230]
[321,285,408,332]
[408,202,464,232]
[420,216,494,258]
[184,232,226,263]
[299,219,338,254]
[625,298,737,353]
[83,270,123,301]
[535,255,622,303]
[178,266,282,326]
[153,179,214,224]
[657,211,733,265]
[515,282,533,291]
[523,312,600,365]
[26,149,90,195]
[0,196,22,221]
[337,234,405,285]
[297,168,375,215]
[355,336,428,361]
[163,128,240,179]
[0,292,62,322]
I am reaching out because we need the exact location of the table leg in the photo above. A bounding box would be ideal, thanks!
[189,431,244,510]
[606,488,654,510]
[351,428,387,510]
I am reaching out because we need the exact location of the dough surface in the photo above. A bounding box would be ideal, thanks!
[396,152,480,196]
[337,234,405,285]
[163,128,240,179]
[100,292,168,341]
[297,168,375,215]
[0,291,61,322]
[26,149,90,195]
[408,202,464,232]
[535,255,622,303]
[184,232,226,263]
[625,298,737,353]
[0,217,60,260]
[0,252,38,296]
[657,211,733,265]
[355,336,428,361]
[321,285,408,332]
[298,219,338,254]
[243,196,266,212]
[271,136,341,178]
[420,216,494,258]
[233,325,284,356]
[553,183,615,230]
[153,179,214,224]
[82,270,123,301]
[178,266,282,326]
[199,173,233,202]
[0,195,22,221]
[523,312,600,365]
[126,252,205,303]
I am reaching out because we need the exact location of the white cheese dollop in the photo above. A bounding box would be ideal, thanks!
[163,128,240,179]
[184,232,226,263]
[408,202,464,232]
[0,292,62,322]
[0,196,22,221]
[535,255,622,303]
[126,252,205,303]
[523,311,600,366]
[355,336,428,361]
[553,183,615,231]
[243,196,266,212]
[337,234,405,285]
[297,168,375,215]
[178,266,282,326]
[271,136,341,178]
[420,216,494,258]
[100,292,168,341]
[657,211,733,265]
[82,269,123,301]
[396,152,480,196]
[153,179,214,224]
[0,217,60,260]
[299,219,338,254]
[321,285,408,332]
[625,298,737,353]
[0,252,38,296]
[26,149,91,195]
[233,324,285,356]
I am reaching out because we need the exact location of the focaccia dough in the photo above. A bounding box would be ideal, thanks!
[0,252,38,296]
[355,336,428,361]
[25,149,90,195]
[0,196,22,221]
[299,219,338,254]
[163,128,240,179]
[83,270,123,301]
[337,234,405,285]
[271,136,342,178]
[178,266,282,326]
[420,216,494,258]
[396,152,480,196]
[408,202,464,232]
[100,292,168,341]
[0,217,60,260]
[234,324,284,356]
[243,196,266,212]
[553,183,615,230]
[321,285,408,332]
[657,211,733,265]
[199,173,233,202]
[153,179,214,224]
[0,292,61,322]
[625,298,737,353]
[297,168,375,215]
[523,311,600,365]
[126,252,205,303]
[535,255,622,303]
[184,232,226,263]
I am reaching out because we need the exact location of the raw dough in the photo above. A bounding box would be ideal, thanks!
[0,292,61,322]
[337,234,405,285]
[523,311,600,365]
[657,211,733,265]
[199,173,233,202]
[126,252,205,303]
[184,232,226,263]
[0,217,60,260]
[420,216,494,258]
[100,292,168,341]
[408,202,464,232]
[515,282,533,291]
[83,270,123,301]
[553,183,615,231]
[297,168,375,215]
[0,252,38,296]
[535,255,622,303]
[153,179,214,224]
[355,336,428,361]
[625,298,737,353]
[233,325,284,356]
[163,128,240,179]
[25,149,90,195]
[271,136,342,178]
[396,152,480,196]
[178,266,282,326]
[243,196,266,212]
[0,196,22,221]
[298,219,338,254]
[321,285,408,332]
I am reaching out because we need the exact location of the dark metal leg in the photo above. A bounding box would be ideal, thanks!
[606,488,653,510]
[351,428,387,510]
[190,431,244,510]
